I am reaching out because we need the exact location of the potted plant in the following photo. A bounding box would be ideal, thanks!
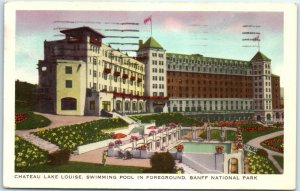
[115,139,122,146]
[215,145,224,154]
[130,135,138,142]
[175,144,184,160]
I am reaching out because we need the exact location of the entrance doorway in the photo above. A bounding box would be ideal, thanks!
[102,101,111,112]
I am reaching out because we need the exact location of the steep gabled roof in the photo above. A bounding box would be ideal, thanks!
[251,51,271,61]
[139,37,163,50]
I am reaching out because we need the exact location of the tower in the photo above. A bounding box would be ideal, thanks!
[137,37,168,113]
[251,51,273,122]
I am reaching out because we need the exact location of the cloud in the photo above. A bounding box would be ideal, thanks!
[162,17,183,32]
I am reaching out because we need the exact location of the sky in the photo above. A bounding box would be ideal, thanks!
[16,11,283,86]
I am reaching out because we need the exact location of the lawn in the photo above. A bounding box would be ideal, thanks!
[34,118,127,150]
[198,129,237,141]
[242,128,283,144]
[16,161,145,173]
[273,155,283,169]
[16,112,51,130]
[131,113,201,126]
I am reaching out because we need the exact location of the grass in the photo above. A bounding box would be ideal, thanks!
[131,113,201,126]
[226,130,237,141]
[242,128,283,144]
[16,161,145,173]
[198,129,237,141]
[16,112,51,130]
[273,155,283,169]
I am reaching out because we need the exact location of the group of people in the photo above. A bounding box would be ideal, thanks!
[118,150,133,160]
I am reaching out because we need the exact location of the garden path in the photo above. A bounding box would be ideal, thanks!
[247,130,283,173]
[16,113,104,153]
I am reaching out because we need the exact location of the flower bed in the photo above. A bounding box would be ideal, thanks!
[246,152,278,174]
[15,113,27,123]
[34,118,127,151]
[261,135,284,153]
[131,113,200,126]
[15,112,51,130]
[15,136,48,168]
[213,121,256,127]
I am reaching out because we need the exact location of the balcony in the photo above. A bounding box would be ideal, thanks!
[130,76,136,81]
[114,71,121,76]
[137,78,143,83]
[122,74,129,79]
[104,68,112,74]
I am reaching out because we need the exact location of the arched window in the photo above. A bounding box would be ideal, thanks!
[61,97,77,110]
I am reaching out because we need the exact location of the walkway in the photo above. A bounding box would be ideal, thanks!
[247,130,284,173]
[16,112,104,153]
[70,147,151,168]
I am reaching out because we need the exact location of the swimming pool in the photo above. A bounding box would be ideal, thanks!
[170,142,231,154]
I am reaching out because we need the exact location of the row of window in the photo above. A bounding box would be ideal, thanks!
[152,53,164,58]
[88,56,144,72]
[170,105,253,112]
[152,68,165,73]
[152,92,165,96]
[167,64,250,75]
[152,84,165,89]
[152,76,164,81]
[167,56,249,68]
[152,60,164,65]
[170,100,252,105]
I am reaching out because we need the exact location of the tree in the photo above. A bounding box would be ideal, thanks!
[148,152,176,173]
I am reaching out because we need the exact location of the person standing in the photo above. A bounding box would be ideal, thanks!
[102,150,107,166]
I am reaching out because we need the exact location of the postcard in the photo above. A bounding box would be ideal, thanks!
[3,1,297,190]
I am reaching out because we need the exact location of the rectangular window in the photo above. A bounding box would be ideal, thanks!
[65,66,72,74]
[65,80,72,88]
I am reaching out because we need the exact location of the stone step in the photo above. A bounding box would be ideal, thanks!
[177,163,199,174]
[17,133,60,154]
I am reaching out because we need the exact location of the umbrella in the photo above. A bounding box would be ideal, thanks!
[147,126,158,129]
[112,133,127,139]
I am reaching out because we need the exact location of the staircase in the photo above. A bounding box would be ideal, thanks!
[177,163,199,174]
[111,112,137,124]
[19,133,60,153]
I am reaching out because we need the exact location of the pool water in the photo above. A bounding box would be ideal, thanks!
[171,142,231,154]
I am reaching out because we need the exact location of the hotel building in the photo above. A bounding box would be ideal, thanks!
[37,27,146,115]
[37,26,283,122]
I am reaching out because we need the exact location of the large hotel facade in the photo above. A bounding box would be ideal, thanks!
[37,27,283,122]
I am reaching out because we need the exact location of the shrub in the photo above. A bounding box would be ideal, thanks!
[256,149,268,158]
[48,149,70,165]
[131,113,200,126]
[148,152,176,173]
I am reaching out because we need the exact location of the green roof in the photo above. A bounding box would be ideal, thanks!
[139,37,163,50]
[272,73,280,77]
[251,51,271,61]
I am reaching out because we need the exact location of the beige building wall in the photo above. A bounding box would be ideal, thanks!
[56,60,86,115]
